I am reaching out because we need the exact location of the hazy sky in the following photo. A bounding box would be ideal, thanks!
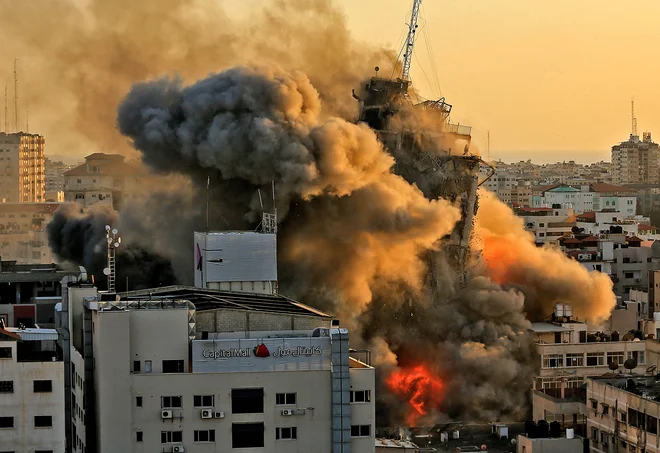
[334,0,660,163]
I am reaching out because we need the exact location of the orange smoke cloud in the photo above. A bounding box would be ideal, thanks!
[386,365,445,427]
[474,190,616,323]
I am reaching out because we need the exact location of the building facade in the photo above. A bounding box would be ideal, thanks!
[63,153,141,209]
[0,203,61,264]
[0,132,46,203]
[586,375,660,453]
[611,131,660,185]
[45,158,73,202]
[0,326,65,452]
[58,283,376,453]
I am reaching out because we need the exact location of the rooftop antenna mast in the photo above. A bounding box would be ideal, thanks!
[631,98,638,137]
[487,130,491,162]
[13,59,18,132]
[3,86,6,133]
[401,0,422,81]
[104,225,121,293]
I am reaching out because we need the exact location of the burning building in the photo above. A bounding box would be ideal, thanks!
[40,0,619,432]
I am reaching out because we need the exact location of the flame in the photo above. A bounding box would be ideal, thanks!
[386,365,444,426]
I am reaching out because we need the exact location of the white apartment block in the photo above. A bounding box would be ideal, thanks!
[532,184,637,217]
[0,132,46,203]
[0,326,65,452]
[57,282,376,453]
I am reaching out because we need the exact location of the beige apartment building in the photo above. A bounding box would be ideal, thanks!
[0,132,45,203]
[531,304,647,434]
[586,374,660,453]
[611,131,660,185]
[0,326,65,452]
[0,202,60,264]
[63,153,142,209]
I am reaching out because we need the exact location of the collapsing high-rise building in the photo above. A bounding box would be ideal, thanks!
[351,3,485,282]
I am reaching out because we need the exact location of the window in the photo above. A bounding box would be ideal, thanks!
[232,423,265,448]
[565,353,584,367]
[601,432,609,445]
[350,390,371,403]
[539,223,545,227]
[542,354,563,368]
[625,272,634,279]
[232,388,264,414]
[621,412,627,423]
[35,451,53,453]
[607,352,625,367]
[591,427,598,441]
[0,416,13,428]
[161,431,183,443]
[194,395,214,407]
[145,360,152,373]
[34,380,52,393]
[591,400,598,410]
[276,427,297,440]
[0,347,11,359]
[587,352,605,366]
[136,396,142,407]
[351,425,371,437]
[136,431,143,442]
[162,360,184,373]
[34,416,52,428]
[628,351,645,365]
[194,429,216,442]
[602,404,609,415]
[161,396,182,408]
[0,381,13,393]
[276,393,296,405]
[133,361,140,373]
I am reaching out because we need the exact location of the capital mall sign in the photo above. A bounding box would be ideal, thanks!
[202,344,322,360]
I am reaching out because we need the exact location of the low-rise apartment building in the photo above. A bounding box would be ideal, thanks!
[531,305,647,435]
[586,374,660,453]
[0,326,65,452]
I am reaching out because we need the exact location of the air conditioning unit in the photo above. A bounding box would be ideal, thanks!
[214,411,225,419]
[281,409,294,416]
[161,409,173,419]
[172,445,185,453]
[201,409,213,419]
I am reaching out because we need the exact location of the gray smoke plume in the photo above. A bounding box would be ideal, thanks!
[47,203,176,291]
[112,64,546,426]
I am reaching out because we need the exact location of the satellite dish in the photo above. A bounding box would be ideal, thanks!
[114,242,120,248]
[118,237,121,244]
[647,365,657,374]
[624,359,638,371]
[107,238,112,244]
[481,445,487,451]
[105,225,110,231]
[112,228,118,235]
[102,267,111,276]
[609,361,619,371]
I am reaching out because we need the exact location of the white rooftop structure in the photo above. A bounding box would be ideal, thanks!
[5,327,59,341]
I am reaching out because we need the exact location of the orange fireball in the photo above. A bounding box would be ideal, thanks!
[386,365,444,426]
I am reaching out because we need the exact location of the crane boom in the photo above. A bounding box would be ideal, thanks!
[401,0,422,80]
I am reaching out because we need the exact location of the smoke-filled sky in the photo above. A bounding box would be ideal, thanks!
[2,0,660,163]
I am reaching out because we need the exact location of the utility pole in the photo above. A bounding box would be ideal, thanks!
[631,98,637,137]
[2,85,6,132]
[14,59,18,132]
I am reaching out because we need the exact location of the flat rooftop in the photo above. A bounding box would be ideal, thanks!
[119,285,333,319]
[591,375,660,402]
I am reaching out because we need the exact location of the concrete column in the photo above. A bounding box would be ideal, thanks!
[560,379,566,399]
